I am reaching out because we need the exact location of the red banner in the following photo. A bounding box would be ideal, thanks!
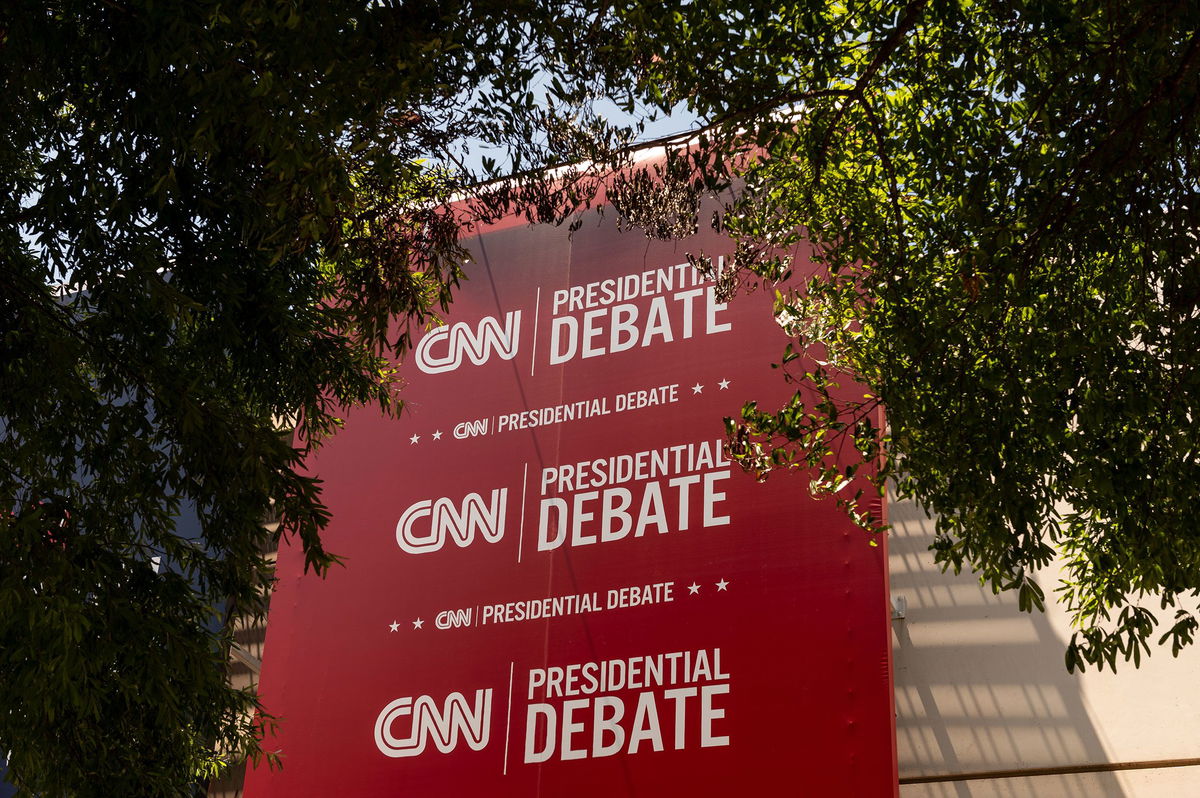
[244,209,897,796]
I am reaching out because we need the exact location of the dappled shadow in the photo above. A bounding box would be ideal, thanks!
[890,496,1128,798]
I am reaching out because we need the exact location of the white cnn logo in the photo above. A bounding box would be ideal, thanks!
[374,689,493,758]
[396,489,507,555]
[414,311,521,374]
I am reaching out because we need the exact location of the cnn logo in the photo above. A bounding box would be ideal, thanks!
[374,689,493,758]
[395,489,508,555]
[414,312,520,374]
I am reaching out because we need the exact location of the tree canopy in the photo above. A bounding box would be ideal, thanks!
[0,1,653,795]
[3,0,1200,795]
[620,0,1200,673]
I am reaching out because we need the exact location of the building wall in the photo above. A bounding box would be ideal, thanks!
[0,755,14,798]
[890,495,1200,797]
[206,525,276,798]
[215,494,1200,798]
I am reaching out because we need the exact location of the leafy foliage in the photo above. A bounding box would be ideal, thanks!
[617,0,1200,671]
[6,1,1198,793]
[0,2,664,795]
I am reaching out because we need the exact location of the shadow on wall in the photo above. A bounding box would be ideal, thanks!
[889,496,1127,798]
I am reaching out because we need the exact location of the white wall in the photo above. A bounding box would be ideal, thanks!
[890,496,1200,797]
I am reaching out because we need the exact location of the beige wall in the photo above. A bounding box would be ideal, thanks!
[891,496,1200,797]
[206,535,276,798]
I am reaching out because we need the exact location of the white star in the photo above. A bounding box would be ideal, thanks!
[688,582,700,595]
[692,383,704,394]
[388,621,400,633]
[412,617,424,629]
[409,434,420,445]
[715,578,729,592]
[432,430,443,440]
[718,378,730,390]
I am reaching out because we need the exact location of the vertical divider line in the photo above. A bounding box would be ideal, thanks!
[530,286,541,377]
[517,462,528,565]
[503,661,515,776]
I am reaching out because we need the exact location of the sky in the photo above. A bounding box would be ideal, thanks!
[448,99,702,177]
